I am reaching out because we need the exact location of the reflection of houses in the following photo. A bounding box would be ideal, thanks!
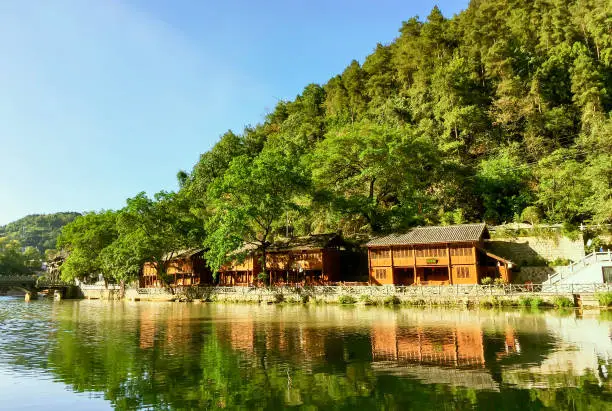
[372,325,486,367]
[140,249,213,288]
[367,223,511,285]
[139,308,156,349]
[218,234,356,286]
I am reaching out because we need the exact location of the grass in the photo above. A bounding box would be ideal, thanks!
[552,296,574,308]
[518,296,545,309]
[595,292,612,307]
[358,295,376,305]
[383,295,401,306]
[479,296,499,308]
[338,295,357,305]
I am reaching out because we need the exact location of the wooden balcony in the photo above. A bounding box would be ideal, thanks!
[415,256,449,266]
[370,257,392,267]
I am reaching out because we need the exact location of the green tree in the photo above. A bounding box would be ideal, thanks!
[476,144,534,223]
[116,191,204,289]
[0,238,41,275]
[204,149,308,283]
[57,211,118,283]
[311,121,438,232]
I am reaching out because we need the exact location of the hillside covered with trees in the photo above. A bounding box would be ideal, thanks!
[57,0,611,285]
[0,212,81,253]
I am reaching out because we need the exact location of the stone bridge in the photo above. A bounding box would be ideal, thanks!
[0,275,72,301]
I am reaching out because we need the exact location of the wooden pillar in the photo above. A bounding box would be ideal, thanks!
[473,245,478,283]
[413,247,418,284]
[367,249,372,285]
[447,243,452,285]
[390,247,395,285]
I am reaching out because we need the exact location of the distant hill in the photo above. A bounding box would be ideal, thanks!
[0,212,81,252]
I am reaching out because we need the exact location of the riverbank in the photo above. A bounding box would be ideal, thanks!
[75,283,612,309]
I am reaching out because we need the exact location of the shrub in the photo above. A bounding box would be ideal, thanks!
[548,258,572,267]
[518,296,532,307]
[359,294,375,305]
[404,299,426,306]
[383,295,401,306]
[493,278,507,286]
[552,296,574,308]
[479,296,498,308]
[338,295,356,304]
[481,277,493,285]
[500,298,517,307]
[530,297,544,309]
[274,293,285,303]
[301,294,310,304]
[595,292,612,307]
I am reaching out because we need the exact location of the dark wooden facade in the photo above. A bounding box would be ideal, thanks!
[218,234,355,286]
[140,249,213,288]
[367,223,511,285]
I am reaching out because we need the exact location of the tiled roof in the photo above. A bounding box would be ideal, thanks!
[161,248,205,260]
[269,233,342,251]
[367,223,488,247]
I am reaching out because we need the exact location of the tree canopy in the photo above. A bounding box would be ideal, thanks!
[54,0,611,277]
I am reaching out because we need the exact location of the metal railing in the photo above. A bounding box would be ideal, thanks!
[544,251,612,284]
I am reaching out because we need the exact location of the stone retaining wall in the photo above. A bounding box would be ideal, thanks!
[89,284,612,308]
[512,266,568,284]
[487,235,585,265]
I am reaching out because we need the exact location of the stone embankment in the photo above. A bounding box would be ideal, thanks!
[76,283,612,309]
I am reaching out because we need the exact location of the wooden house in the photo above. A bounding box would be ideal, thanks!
[218,234,356,286]
[140,249,213,288]
[217,243,261,286]
[266,234,354,285]
[366,223,511,285]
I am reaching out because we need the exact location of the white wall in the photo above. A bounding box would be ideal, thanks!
[557,262,608,284]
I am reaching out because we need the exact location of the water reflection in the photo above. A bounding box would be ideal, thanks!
[0,298,611,410]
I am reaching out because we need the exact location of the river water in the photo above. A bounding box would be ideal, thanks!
[0,297,610,410]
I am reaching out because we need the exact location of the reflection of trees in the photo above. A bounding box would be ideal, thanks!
[2,302,606,409]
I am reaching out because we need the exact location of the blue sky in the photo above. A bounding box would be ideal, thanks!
[0,0,468,225]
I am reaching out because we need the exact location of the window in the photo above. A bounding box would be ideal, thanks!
[375,268,387,279]
[603,267,612,283]
[394,248,412,258]
[451,247,473,257]
[371,249,390,259]
[456,266,470,279]
[416,246,447,257]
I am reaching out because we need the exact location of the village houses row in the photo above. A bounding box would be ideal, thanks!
[140,223,512,288]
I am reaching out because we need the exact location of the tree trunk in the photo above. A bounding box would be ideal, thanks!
[119,279,126,299]
[262,245,270,286]
[369,178,376,199]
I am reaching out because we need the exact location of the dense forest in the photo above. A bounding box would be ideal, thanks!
[0,212,81,252]
[56,0,611,285]
[0,213,79,275]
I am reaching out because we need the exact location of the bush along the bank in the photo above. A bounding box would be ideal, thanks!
[595,292,612,307]
[338,295,357,305]
[552,296,574,308]
[518,296,545,309]
[383,295,401,306]
[359,295,375,305]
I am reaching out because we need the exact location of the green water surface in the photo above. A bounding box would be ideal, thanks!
[0,297,610,410]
